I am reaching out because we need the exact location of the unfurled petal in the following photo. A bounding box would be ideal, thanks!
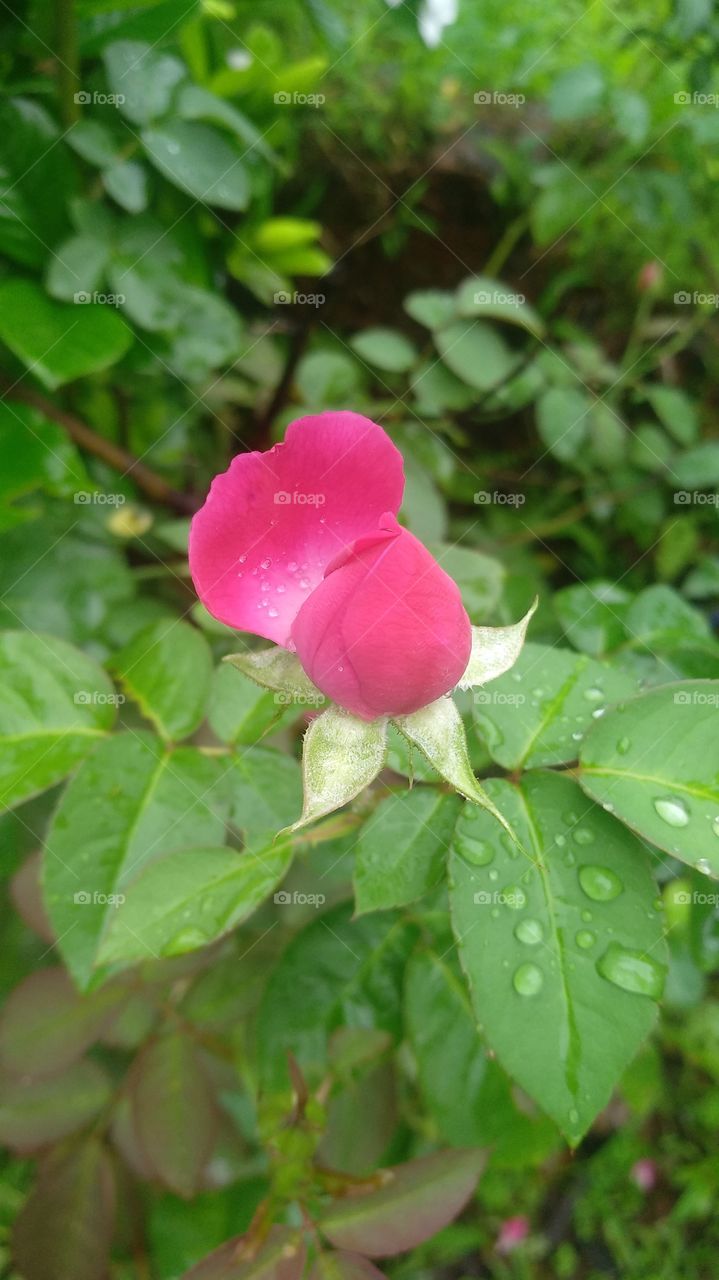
[188,412,404,644]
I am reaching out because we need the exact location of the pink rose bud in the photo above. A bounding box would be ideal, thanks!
[189,412,472,720]
[637,261,663,292]
[495,1215,530,1254]
[630,1158,657,1192]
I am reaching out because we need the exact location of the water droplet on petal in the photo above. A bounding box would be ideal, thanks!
[578,865,623,902]
[455,835,494,866]
[696,858,712,875]
[238,554,247,563]
[260,558,272,569]
[515,918,544,946]
[513,963,544,996]
[584,686,604,702]
[596,943,665,998]
[502,885,527,910]
[268,608,279,618]
[653,796,689,828]
[276,584,286,594]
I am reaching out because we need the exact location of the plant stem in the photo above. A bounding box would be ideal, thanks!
[55,0,81,126]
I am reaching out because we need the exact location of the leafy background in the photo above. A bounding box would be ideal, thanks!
[1,0,719,1277]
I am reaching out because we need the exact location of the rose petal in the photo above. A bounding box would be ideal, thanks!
[188,412,405,644]
[292,514,472,720]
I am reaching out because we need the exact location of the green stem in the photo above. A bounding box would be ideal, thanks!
[485,213,530,278]
[55,0,80,126]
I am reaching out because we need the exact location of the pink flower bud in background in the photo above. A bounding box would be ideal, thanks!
[630,1158,658,1192]
[637,261,663,293]
[495,1215,530,1254]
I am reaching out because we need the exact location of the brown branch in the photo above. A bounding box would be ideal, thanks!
[1,379,196,515]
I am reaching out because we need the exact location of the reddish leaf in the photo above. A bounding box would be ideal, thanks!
[182,1225,306,1279]
[0,1059,112,1152]
[10,852,54,943]
[0,968,127,1079]
[318,1062,397,1175]
[13,1136,115,1280]
[319,1149,485,1257]
[310,1252,388,1279]
[109,1094,157,1181]
[131,1030,218,1197]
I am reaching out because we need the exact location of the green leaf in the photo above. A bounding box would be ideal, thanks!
[228,747,302,850]
[459,599,537,689]
[43,733,230,987]
[319,1149,485,1256]
[405,948,557,1162]
[579,681,719,875]
[349,328,418,373]
[257,905,411,1088]
[103,40,186,124]
[97,842,293,965]
[295,351,363,408]
[0,1060,112,1152]
[554,581,631,656]
[0,631,116,812]
[207,664,282,745]
[454,276,544,337]
[46,235,110,301]
[472,642,637,769]
[103,159,148,213]
[290,707,387,832]
[141,121,250,210]
[354,789,461,914]
[110,619,212,742]
[536,387,592,463]
[310,1254,388,1280]
[12,1136,115,1280]
[427,543,505,622]
[672,443,719,489]
[131,1031,217,1197]
[403,289,456,330]
[0,968,126,1079]
[0,400,87,504]
[449,772,666,1143]
[434,320,517,392]
[644,385,698,445]
[548,62,605,122]
[0,278,132,389]
[66,119,119,167]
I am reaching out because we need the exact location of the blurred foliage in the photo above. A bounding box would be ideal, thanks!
[0,0,718,1278]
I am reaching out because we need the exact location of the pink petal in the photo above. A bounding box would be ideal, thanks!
[495,1216,530,1254]
[292,514,472,720]
[188,412,404,644]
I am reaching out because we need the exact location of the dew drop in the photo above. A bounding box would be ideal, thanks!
[299,578,311,589]
[696,858,712,876]
[584,686,604,702]
[502,884,527,910]
[287,560,298,572]
[617,736,631,755]
[575,930,596,950]
[488,869,499,882]
[513,963,544,996]
[581,909,593,923]
[596,943,665,998]
[455,835,495,866]
[515,918,544,946]
[490,907,500,919]
[573,827,595,846]
[268,608,279,618]
[276,584,286,594]
[571,731,583,741]
[568,1107,580,1126]
[165,927,209,955]
[712,816,719,838]
[578,864,623,902]
[555,835,566,848]
[238,554,247,563]
[591,707,605,719]
[653,796,690,828]
[260,558,272,569]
